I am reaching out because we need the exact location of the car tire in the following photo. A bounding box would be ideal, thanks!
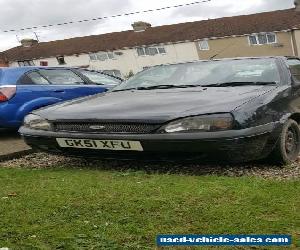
[270,119,300,165]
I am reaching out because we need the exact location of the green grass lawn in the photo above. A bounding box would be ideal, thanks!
[0,167,299,249]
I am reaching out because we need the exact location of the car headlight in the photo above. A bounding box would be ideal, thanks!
[162,114,233,133]
[23,114,51,131]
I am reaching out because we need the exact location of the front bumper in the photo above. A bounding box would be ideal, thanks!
[0,104,16,129]
[19,122,281,162]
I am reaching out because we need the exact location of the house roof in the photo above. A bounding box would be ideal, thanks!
[2,8,300,62]
[0,52,6,63]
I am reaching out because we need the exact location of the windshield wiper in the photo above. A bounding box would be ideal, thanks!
[136,84,205,90]
[111,88,137,92]
[201,81,277,87]
[112,84,204,92]
[112,82,276,92]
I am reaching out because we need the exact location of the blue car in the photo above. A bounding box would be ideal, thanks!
[0,67,121,129]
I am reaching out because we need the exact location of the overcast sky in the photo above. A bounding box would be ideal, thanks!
[0,0,295,51]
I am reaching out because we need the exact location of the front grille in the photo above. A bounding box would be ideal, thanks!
[53,122,161,134]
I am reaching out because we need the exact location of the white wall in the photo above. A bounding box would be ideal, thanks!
[9,42,200,76]
[89,42,199,75]
[293,30,300,56]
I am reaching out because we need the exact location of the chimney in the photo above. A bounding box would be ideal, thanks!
[20,38,38,47]
[295,0,300,11]
[131,21,151,32]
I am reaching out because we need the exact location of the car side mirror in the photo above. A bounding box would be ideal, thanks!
[291,76,300,87]
[289,67,300,86]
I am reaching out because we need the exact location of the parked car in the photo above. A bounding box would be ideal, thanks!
[20,57,300,164]
[0,67,121,129]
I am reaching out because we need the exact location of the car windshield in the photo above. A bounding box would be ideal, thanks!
[113,58,280,91]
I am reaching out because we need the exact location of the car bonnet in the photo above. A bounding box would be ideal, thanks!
[33,85,277,123]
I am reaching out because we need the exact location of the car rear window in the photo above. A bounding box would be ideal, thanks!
[79,70,120,85]
[27,71,50,85]
[38,69,85,85]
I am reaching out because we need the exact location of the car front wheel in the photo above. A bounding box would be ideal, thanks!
[270,119,300,165]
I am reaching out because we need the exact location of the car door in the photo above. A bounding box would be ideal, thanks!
[12,70,65,123]
[9,68,116,125]
[15,70,57,105]
[17,69,85,103]
[36,68,104,99]
[286,58,300,112]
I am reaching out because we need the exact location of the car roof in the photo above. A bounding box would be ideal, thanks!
[149,56,292,68]
[0,66,76,84]
[0,66,75,73]
[0,66,122,84]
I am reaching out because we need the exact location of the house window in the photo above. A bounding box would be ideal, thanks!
[89,52,116,61]
[249,35,258,45]
[40,61,48,66]
[136,46,166,56]
[199,40,210,50]
[56,56,66,65]
[18,60,35,67]
[137,48,145,56]
[147,47,158,56]
[248,33,277,45]
[107,52,115,59]
[97,53,108,61]
[89,54,97,61]
[266,33,276,43]
[158,47,166,54]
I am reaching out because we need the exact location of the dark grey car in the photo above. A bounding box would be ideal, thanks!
[20,57,300,164]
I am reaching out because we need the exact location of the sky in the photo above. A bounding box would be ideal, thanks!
[0,0,295,51]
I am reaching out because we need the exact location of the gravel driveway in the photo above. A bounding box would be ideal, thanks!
[0,152,299,180]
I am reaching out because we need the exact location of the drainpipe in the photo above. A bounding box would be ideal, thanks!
[293,1,300,56]
[291,29,299,56]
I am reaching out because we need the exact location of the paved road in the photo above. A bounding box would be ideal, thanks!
[0,130,31,159]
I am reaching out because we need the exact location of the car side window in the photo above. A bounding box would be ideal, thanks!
[27,71,50,85]
[287,59,300,82]
[79,70,120,85]
[38,69,85,85]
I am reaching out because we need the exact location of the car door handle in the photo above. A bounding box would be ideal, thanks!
[54,90,65,93]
